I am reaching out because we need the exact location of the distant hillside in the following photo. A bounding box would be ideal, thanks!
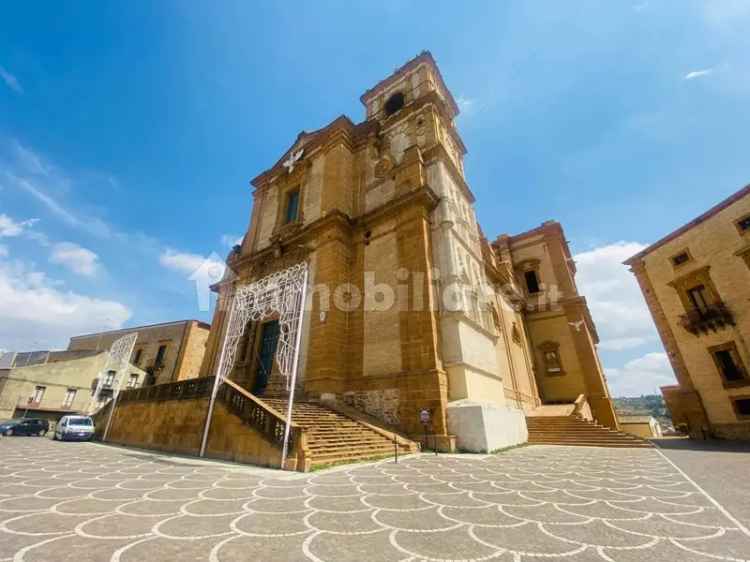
[613,394,672,428]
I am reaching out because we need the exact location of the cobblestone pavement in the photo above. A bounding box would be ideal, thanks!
[1,438,749,562]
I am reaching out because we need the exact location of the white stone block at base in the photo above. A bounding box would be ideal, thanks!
[447,400,528,453]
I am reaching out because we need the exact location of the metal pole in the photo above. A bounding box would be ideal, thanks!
[103,391,119,442]
[280,266,308,470]
[200,293,236,457]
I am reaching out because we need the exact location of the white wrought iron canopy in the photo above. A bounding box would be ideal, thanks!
[217,262,308,389]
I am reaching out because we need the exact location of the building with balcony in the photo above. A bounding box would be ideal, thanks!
[625,183,750,440]
[67,320,210,386]
[0,350,146,424]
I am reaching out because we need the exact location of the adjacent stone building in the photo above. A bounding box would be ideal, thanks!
[68,320,210,386]
[625,184,750,440]
[0,350,145,423]
[618,415,663,439]
[199,51,617,452]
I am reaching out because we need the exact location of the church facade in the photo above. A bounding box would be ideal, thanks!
[199,52,617,451]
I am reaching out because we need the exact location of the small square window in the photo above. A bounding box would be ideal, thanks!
[671,251,691,266]
[736,215,750,234]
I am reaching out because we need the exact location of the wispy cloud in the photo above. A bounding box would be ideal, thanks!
[13,141,53,177]
[160,248,227,311]
[220,234,243,249]
[0,255,129,350]
[160,248,225,277]
[456,95,478,117]
[574,241,657,351]
[684,68,714,80]
[50,242,100,277]
[605,352,676,396]
[0,65,23,94]
[2,142,114,239]
[0,213,38,237]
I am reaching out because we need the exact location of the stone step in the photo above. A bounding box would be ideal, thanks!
[260,398,418,469]
[526,414,652,448]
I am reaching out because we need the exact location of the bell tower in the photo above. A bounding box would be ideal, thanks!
[359,51,467,178]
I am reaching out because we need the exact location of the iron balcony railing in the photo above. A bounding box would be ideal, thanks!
[679,302,735,335]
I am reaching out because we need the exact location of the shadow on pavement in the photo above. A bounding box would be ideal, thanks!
[653,437,750,454]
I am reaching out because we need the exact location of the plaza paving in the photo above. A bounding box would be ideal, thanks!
[1,438,749,562]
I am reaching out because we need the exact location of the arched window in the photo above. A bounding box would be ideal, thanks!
[384,92,405,116]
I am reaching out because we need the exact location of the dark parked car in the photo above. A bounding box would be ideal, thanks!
[0,418,49,437]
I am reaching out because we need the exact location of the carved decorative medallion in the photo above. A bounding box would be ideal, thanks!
[374,155,394,179]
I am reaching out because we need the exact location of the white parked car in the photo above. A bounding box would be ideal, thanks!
[53,415,95,442]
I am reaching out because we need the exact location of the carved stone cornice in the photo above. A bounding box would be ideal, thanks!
[355,184,440,231]
[422,143,475,203]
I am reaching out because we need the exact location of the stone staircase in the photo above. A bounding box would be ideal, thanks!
[263,398,418,467]
[526,415,653,448]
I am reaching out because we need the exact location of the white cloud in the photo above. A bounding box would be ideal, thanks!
[50,242,100,277]
[0,256,130,350]
[0,213,38,237]
[221,234,244,248]
[160,249,221,276]
[573,241,658,350]
[574,241,677,397]
[0,245,7,258]
[598,337,649,351]
[606,352,677,396]
[0,65,23,94]
[456,95,478,116]
[160,249,228,312]
[684,68,714,80]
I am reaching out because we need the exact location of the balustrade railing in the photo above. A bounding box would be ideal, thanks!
[216,380,302,452]
[116,376,307,464]
[118,376,214,403]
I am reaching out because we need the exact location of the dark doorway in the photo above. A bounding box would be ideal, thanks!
[252,320,280,395]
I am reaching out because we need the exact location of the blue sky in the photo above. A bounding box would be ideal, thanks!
[1,1,748,396]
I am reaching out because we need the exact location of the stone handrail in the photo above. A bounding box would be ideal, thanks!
[217,380,310,470]
[118,376,214,403]
[573,394,593,421]
[116,377,311,470]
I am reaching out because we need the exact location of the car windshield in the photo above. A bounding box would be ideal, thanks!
[67,417,93,427]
